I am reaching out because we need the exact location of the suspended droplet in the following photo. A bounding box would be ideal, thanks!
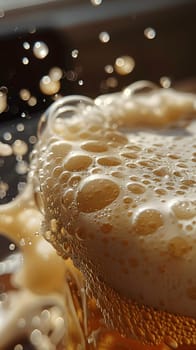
[115,56,135,75]
[144,27,156,39]
[99,31,110,43]
[33,41,49,59]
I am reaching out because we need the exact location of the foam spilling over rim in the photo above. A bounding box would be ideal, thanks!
[28,82,196,346]
[0,81,196,349]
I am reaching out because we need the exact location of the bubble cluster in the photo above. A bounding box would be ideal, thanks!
[28,85,196,347]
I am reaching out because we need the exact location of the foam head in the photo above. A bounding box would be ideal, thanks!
[30,83,196,347]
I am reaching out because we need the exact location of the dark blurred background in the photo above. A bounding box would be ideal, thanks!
[0,0,196,202]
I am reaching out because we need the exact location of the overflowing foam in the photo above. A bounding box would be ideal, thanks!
[0,82,196,349]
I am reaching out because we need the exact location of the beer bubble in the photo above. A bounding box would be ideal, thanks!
[71,49,79,58]
[0,181,9,199]
[14,345,23,350]
[22,57,29,65]
[78,79,84,86]
[33,41,49,59]
[17,123,25,135]
[104,65,113,74]
[40,75,60,95]
[49,67,63,81]
[23,42,30,50]
[29,135,37,144]
[9,243,16,251]
[3,132,12,141]
[12,140,28,156]
[0,87,7,113]
[144,27,156,39]
[91,0,102,5]
[28,96,37,106]
[99,31,110,43]
[160,76,171,89]
[0,142,12,156]
[19,89,31,101]
[115,56,135,75]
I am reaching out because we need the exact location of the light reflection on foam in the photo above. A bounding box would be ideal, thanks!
[0,83,196,350]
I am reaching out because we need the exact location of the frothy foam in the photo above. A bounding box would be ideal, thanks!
[32,85,196,317]
[0,82,196,348]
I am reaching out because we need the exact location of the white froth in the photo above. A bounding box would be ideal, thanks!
[32,85,196,319]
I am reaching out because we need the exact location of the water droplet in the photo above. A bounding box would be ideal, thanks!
[29,135,37,144]
[78,79,84,86]
[99,31,110,43]
[0,181,8,198]
[40,75,60,95]
[28,96,37,106]
[160,76,171,88]
[49,67,63,81]
[9,243,16,251]
[22,57,29,65]
[21,112,26,118]
[15,160,28,175]
[71,49,79,58]
[91,0,102,5]
[115,55,135,75]
[23,41,30,50]
[12,139,28,156]
[16,123,24,132]
[14,344,23,350]
[3,132,12,141]
[144,27,156,39]
[19,89,31,101]
[33,41,49,59]
[0,142,12,156]
[104,64,113,74]
[0,87,7,113]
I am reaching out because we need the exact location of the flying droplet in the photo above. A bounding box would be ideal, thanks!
[144,27,156,39]
[40,75,60,95]
[91,0,102,5]
[23,41,30,50]
[160,76,171,89]
[71,49,79,58]
[115,56,135,75]
[99,31,110,43]
[19,89,31,101]
[33,41,49,59]
[22,57,29,65]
